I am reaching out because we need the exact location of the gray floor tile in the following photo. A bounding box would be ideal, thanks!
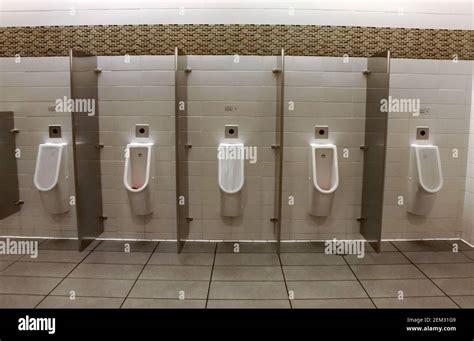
[361,279,445,298]
[280,242,326,253]
[283,265,355,281]
[0,254,23,262]
[209,281,287,300]
[344,252,409,265]
[403,251,472,264]
[287,281,367,299]
[83,251,151,265]
[156,241,216,253]
[392,240,453,252]
[433,278,474,296]
[450,296,474,308]
[123,298,206,308]
[68,263,143,280]
[0,261,12,271]
[292,298,375,308]
[140,265,212,281]
[418,263,474,278]
[366,242,398,252]
[446,240,473,251]
[217,242,277,253]
[37,296,124,308]
[214,253,280,266]
[0,294,45,308]
[280,253,345,266]
[350,264,425,280]
[373,297,458,308]
[0,262,76,278]
[18,250,89,263]
[207,300,291,308]
[129,280,209,299]
[148,253,214,266]
[39,239,98,251]
[212,266,284,281]
[96,240,157,252]
[463,251,474,261]
[51,278,135,298]
[0,276,61,295]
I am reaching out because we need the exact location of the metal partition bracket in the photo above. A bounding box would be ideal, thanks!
[362,70,371,75]
[9,129,19,134]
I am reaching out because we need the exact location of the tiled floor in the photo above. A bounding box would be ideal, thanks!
[0,239,473,308]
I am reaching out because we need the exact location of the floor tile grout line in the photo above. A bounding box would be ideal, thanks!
[343,254,377,309]
[278,253,293,309]
[0,239,49,274]
[118,241,161,309]
[204,243,217,309]
[33,241,101,309]
[391,242,462,309]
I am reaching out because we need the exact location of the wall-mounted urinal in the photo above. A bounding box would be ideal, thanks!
[124,143,154,215]
[407,144,443,216]
[218,143,245,217]
[308,144,339,217]
[34,143,69,214]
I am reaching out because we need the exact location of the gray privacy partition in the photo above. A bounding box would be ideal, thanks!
[273,49,285,254]
[359,51,391,253]
[70,49,104,251]
[0,111,21,219]
[175,48,192,253]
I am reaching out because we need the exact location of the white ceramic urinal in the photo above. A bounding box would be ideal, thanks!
[34,143,69,214]
[124,143,154,215]
[308,144,339,216]
[218,143,245,217]
[407,144,443,216]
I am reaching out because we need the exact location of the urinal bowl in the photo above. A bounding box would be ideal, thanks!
[407,144,443,216]
[218,143,245,217]
[308,144,339,217]
[124,143,154,216]
[34,143,69,214]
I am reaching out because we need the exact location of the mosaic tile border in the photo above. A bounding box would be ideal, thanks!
[0,24,472,59]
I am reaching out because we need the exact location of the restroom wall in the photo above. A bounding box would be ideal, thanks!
[96,55,176,239]
[184,55,279,240]
[1,1,471,29]
[383,59,472,239]
[281,56,367,240]
[461,65,474,245]
[0,57,76,237]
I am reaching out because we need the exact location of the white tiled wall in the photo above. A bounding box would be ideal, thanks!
[1,55,473,242]
[281,56,367,240]
[0,57,76,237]
[461,64,474,245]
[184,55,279,240]
[96,55,176,239]
[1,0,472,29]
[384,59,472,239]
